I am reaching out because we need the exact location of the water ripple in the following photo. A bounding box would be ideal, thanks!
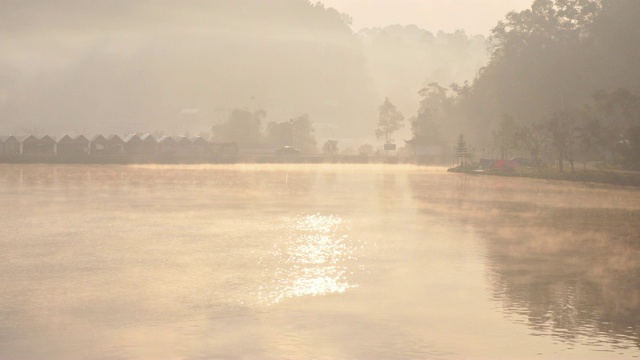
[259,213,358,304]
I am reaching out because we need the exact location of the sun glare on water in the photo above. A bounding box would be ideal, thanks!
[260,213,358,304]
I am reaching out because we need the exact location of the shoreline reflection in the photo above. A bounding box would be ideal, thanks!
[409,173,640,351]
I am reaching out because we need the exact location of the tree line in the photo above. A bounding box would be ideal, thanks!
[392,0,640,170]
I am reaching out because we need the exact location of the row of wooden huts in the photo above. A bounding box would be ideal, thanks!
[0,134,237,157]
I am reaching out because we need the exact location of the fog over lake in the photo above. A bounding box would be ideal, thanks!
[0,164,638,359]
[2,0,640,358]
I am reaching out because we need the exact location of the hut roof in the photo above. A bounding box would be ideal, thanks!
[123,134,139,142]
[75,135,90,143]
[107,134,125,142]
[0,135,24,142]
[158,135,176,144]
[57,134,73,143]
[173,136,191,144]
[57,135,89,150]
[23,134,54,142]
[189,136,208,144]
[140,134,157,142]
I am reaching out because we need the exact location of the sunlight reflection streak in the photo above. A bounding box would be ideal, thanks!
[261,214,357,304]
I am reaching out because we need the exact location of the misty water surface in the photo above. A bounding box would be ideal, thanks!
[0,164,639,359]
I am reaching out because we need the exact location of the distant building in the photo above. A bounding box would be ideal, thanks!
[124,134,157,156]
[157,136,177,155]
[57,135,90,156]
[123,134,141,155]
[140,134,158,155]
[405,137,442,156]
[91,135,124,156]
[90,135,108,156]
[1,132,239,161]
[106,135,125,155]
[479,158,496,169]
[0,136,22,155]
[21,135,56,155]
[190,136,209,156]
[174,136,192,156]
[404,137,444,164]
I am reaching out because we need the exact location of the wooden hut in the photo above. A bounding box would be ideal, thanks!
[124,134,156,156]
[190,136,209,156]
[57,135,90,156]
[21,135,56,155]
[106,135,125,155]
[90,135,108,155]
[0,136,21,155]
[140,134,157,155]
[157,136,177,155]
[123,134,142,155]
[174,136,192,156]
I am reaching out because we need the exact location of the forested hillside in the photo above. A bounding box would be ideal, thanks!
[0,1,375,138]
[412,0,640,168]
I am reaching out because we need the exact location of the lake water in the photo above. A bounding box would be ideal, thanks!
[1,164,639,359]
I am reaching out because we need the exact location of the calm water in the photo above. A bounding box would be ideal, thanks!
[0,164,639,359]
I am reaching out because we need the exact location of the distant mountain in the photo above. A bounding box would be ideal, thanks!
[0,0,376,139]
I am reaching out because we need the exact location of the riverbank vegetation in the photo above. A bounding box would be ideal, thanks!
[437,0,640,188]
[429,1,639,171]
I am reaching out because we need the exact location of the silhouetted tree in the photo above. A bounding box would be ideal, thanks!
[489,0,601,62]
[619,126,640,169]
[266,114,317,153]
[576,117,609,170]
[266,121,293,147]
[515,121,546,167]
[213,108,265,145]
[375,98,404,144]
[290,114,317,154]
[546,110,581,172]
[410,83,452,145]
[322,139,338,155]
[493,114,518,160]
[590,88,640,129]
[358,143,375,156]
[455,134,469,166]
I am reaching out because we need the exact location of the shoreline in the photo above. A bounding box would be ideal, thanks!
[5,156,638,188]
[0,154,444,166]
[448,166,640,188]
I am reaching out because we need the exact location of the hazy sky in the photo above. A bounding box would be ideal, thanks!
[319,0,532,34]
